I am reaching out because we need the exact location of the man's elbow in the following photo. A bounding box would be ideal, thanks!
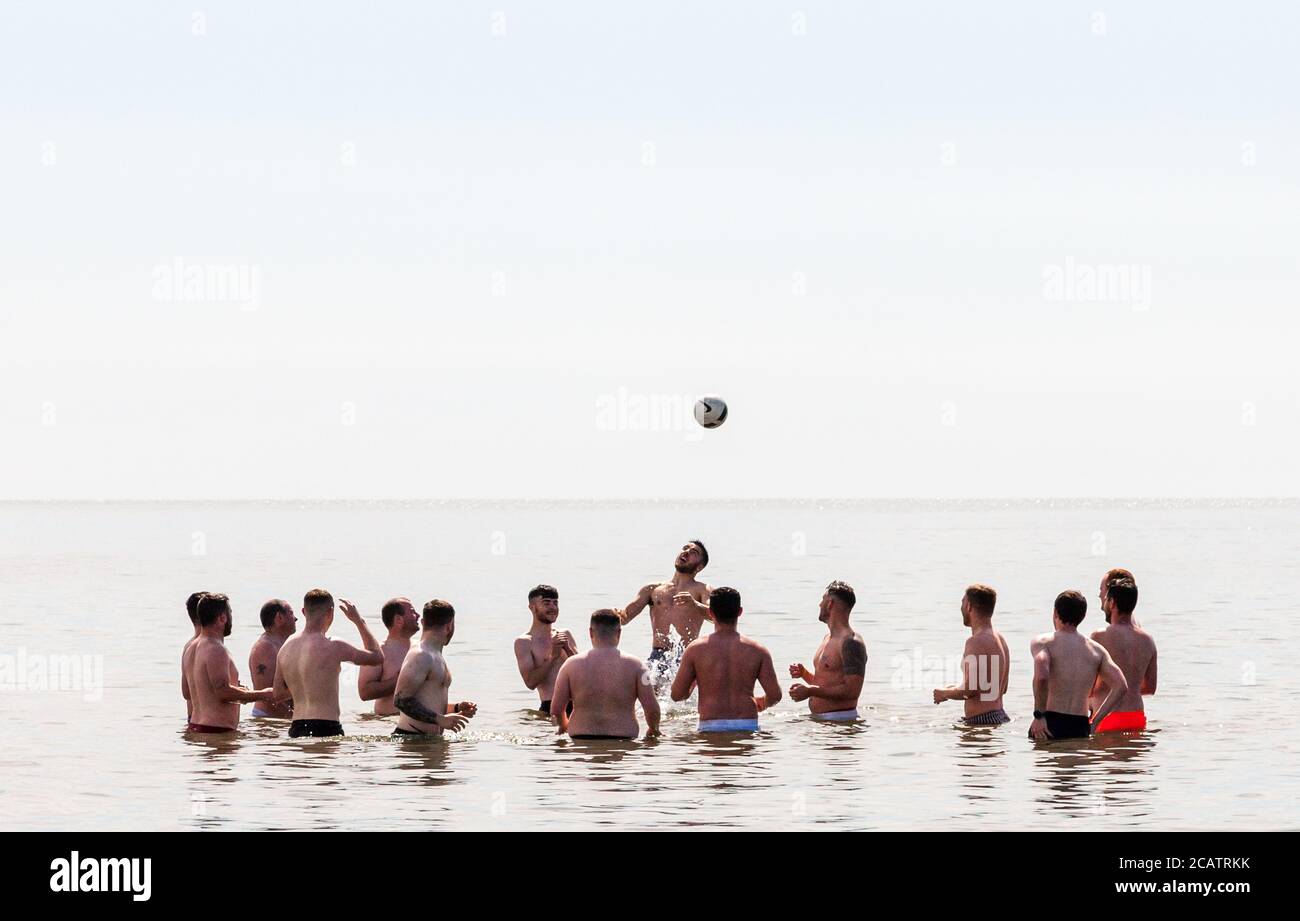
[767,688,783,706]
[669,687,688,702]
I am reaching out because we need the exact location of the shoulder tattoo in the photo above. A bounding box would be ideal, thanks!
[841,636,867,677]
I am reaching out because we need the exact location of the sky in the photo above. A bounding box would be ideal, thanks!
[1,1,1297,499]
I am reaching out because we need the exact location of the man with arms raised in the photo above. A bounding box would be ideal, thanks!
[1028,591,1127,741]
[932,584,1011,726]
[622,540,714,687]
[671,587,782,733]
[392,600,477,737]
[182,593,275,733]
[358,597,419,716]
[181,590,208,720]
[273,589,383,738]
[550,609,659,740]
[513,585,577,715]
[789,580,867,721]
[249,598,296,719]
[1088,577,1156,733]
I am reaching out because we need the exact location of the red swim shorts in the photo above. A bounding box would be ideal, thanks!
[1094,710,1146,733]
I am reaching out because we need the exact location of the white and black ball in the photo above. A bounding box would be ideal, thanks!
[693,395,728,429]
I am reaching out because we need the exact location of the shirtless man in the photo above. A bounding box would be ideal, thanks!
[358,597,419,716]
[932,584,1011,726]
[1088,577,1156,733]
[622,540,714,687]
[392,600,478,737]
[272,589,384,738]
[181,591,208,720]
[671,587,782,733]
[181,593,275,733]
[513,585,577,715]
[550,609,659,740]
[248,598,297,719]
[789,581,867,721]
[1028,591,1128,741]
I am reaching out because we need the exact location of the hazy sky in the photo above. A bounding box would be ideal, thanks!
[2,1,1297,499]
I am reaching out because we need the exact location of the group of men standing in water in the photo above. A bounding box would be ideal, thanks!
[180,539,1157,743]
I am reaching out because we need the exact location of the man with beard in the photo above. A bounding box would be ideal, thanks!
[249,598,297,719]
[789,581,868,721]
[931,584,1010,726]
[513,584,577,715]
[182,593,275,733]
[621,540,714,687]
[358,597,420,716]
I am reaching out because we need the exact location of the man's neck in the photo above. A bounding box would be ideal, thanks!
[1056,624,1078,635]
[385,629,409,646]
[968,618,993,636]
[529,618,554,637]
[713,622,738,636]
[827,612,852,635]
[201,628,225,643]
[670,570,697,587]
[304,621,328,636]
[421,632,446,653]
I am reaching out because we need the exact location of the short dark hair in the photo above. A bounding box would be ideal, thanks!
[186,591,208,624]
[303,589,334,615]
[260,599,292,630]
[590,609,621,637]
[1105,568,1134,585]
[197,593,231,627]
[528,584,559,603]
[422,599,455,630]
[965,584,997,617]
[826,580,856,610]
[381,598,408,628]
[709,586,741,623]
[1055,590,1087,627]
[1107,578,1138,615]
[689,539,709,571]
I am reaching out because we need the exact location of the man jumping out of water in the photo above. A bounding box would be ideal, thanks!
[273,589,383,738]
[933,584,1011,726]
[622,540,714,688]
[789,581,867,721]
[181,593,275,733]
[392,600,478,737]
[513,584,577,715]
[249,599,297,719]
[1088,577,1156,733]
[358,597,419,716]
[1028,591,1128,741]
[181,590,208,721]
[671,587,782,733]
[550,609,659,740]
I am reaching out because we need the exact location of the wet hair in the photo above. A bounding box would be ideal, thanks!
[709,586,741,623]
[688,539,709,571]
[303,588,334,615]
[186,591,208,624]
[964,584,997,617]
[528,584,559,603]
[1054,590,1087,627]
[1107,578,1138,615]
[422,599,455,630]
[197,593,231,627]
[260,598,292,630]
[826,580,856,610]
[590,609,622,638]
[381,598,409,628]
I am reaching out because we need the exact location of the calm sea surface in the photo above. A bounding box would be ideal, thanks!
[1,500,1297,831]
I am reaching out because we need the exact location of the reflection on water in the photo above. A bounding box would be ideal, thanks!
[2,500,1296,830]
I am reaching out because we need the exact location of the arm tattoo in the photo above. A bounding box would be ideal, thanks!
[841,636,867,677]
[394,696,442,724]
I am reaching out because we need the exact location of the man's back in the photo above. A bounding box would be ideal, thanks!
[563,649,645,737]
[1089,623,1156,712]
[688,632,773,722]
[1038,631,1105,715]
[277,633,342,721]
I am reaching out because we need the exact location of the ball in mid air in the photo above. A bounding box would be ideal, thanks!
[693,395,728,429]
